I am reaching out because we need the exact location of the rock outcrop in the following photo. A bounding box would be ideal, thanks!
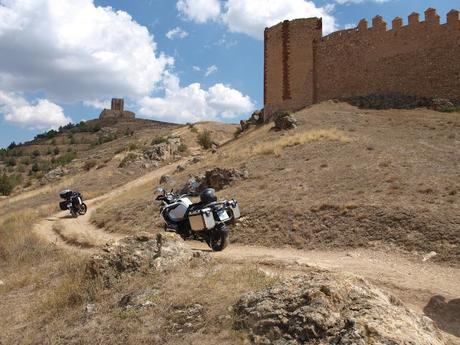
[118,137,182,168]
[180,167,249,195]
[99,109,135,121]
[234,271,445,345]
[85,232,207,287]
[273,111,297,131]
[240,109,264,131]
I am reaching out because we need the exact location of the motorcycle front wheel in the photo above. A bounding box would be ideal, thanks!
[78,203,87,215]
[209,224,229,252]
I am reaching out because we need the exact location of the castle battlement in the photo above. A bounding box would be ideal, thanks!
[264,8,460,118]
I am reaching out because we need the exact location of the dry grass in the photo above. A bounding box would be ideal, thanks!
[38,254,100,314]
[254,128,351,156]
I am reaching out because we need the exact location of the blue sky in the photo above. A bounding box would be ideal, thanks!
[0,0,458,148]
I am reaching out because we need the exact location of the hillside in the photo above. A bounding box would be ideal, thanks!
[0,102,459,344]
[92,101,460,265]
[0,116,238,216]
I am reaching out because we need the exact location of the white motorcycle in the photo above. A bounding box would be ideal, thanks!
[155,187,240,251]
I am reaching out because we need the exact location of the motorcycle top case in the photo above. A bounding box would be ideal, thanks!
[59,201,68,211]
[59,189,73,199]
[189,207,216,231]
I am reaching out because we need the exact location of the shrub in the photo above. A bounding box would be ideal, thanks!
[234,127,243,138]
[190,125,198,133]
[83,160,97,171]
[178,143,188,153]
[7,142,17,150]
[5,157,16,167]
[55,152,77,166]
[0,173,13,195]
[197,130,213,149]
[32,150,40,157]
[53,147,60,155]
[128,143,138,151]
[0,173,22,195]
[151,136,167,145]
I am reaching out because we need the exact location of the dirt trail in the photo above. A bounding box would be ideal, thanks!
[33,160,188,249]
[33,159,460,343]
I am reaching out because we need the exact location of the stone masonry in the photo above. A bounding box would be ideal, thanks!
[264,8,460,119]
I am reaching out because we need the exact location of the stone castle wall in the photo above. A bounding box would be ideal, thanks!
[264,9,460,118]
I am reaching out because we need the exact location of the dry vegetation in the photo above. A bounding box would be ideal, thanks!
[1,102,459,344]
[253,128,351,156]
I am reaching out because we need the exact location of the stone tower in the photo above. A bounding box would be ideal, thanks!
[264,18,322,120]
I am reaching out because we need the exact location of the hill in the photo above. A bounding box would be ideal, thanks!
[0,102,459,344]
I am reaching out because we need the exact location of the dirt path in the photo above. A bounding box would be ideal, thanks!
[33,160,460,343]
[33,160,188,249]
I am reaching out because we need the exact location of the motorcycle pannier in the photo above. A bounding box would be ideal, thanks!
[189,208,215,231]
[230,201,240,219]
[59,201,68,211]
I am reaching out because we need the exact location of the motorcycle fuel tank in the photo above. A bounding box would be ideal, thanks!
[166,198,192,221]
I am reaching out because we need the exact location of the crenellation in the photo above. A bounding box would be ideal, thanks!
[358,19,368,31]
[447,9,459,25]
[408,12,420,26]
[264,8,460,117]
[372,15,387,31]
[424,8,440,25]
[392,17,403,30]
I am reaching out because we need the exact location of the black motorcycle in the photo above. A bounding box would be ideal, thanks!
[155,187,240,251]
[59,190,87,218]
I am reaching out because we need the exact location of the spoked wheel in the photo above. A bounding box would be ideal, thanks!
[209,224,229,252]
[78,203,87,215]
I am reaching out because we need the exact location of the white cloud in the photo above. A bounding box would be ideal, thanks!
[177,0,221,23]
[0,0,173,102]
[223,0,337,39]
[335,0,389,4]
[205,65,218,77]
[0,92,72,129]
[192,66,201,72]
[83,99,111,109]
[138,73,254,123]
[166,26,189,40]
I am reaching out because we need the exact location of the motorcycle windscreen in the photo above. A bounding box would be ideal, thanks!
[189,208,215,231]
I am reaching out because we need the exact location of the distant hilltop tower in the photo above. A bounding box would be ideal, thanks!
[99,98,135,121]
[263,8,460,120]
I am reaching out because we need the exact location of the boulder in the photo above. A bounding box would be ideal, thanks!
[234,272,445,345]
[43,166,69,182]
[180,167,249,195]
[85,232,198,287]
[240,109,265,132]
[273,111,297,131]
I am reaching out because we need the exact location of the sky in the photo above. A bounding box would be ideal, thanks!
[0,0,458,148]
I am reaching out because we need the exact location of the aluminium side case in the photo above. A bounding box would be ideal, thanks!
[189,207,216,232]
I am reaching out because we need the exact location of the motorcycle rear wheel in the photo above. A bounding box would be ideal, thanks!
[209,224,229,252]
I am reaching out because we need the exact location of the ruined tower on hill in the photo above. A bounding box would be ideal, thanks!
[99,98,135,120]
[263,8,460,119]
